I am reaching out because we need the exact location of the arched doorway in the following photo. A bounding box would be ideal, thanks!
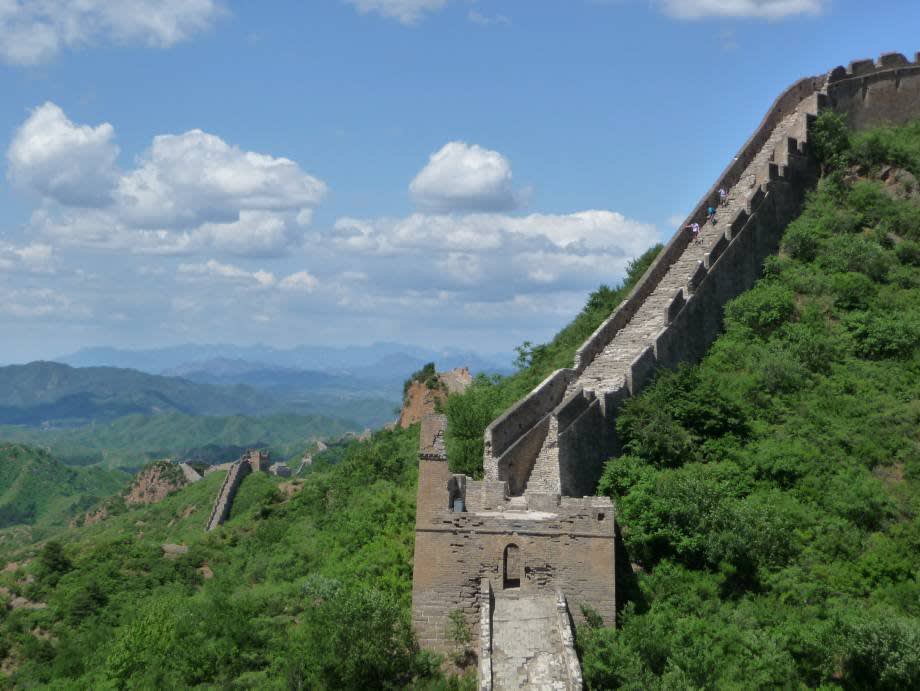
[503,544,521,589]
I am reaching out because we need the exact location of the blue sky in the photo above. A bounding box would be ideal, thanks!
[1,0,918,363]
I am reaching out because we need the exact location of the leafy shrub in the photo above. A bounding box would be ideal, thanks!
[810,111,850,173]
[724,283,795,336]
[831,271,876,310]
[844,311,918,359]
[895,239,920,266]
[841,617,920,690]
[782,221,821,262]
[818,234,892,282]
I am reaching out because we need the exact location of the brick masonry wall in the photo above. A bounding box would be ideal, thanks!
[412,459,615,655]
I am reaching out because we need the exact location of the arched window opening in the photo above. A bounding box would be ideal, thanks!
[503,544,521,589]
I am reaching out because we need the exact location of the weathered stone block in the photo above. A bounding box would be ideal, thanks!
[849,58,875,75]
[687,260,707,293]
[626,346,656,396]
[879,52,909,68]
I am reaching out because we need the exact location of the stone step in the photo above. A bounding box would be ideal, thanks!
[569,108,807,399]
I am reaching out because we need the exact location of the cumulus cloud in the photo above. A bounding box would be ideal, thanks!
[178,259,275,287]
[659,0,825,20]
[323,209,659,296]
[9,103,328,257]
[410,141,520,212]
[347,0,448,25]
[7,103,119,206]
[0,0,223,65]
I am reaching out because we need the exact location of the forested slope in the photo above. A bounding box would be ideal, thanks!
[0,445,125,534]
[0,411,360,469]
[0,428,470,688]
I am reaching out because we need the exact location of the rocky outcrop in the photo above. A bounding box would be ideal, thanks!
[124,461,187,506]
[400,367,472,428]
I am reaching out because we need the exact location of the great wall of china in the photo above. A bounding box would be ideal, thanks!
[411,53,920,690]
[205,450,268,531]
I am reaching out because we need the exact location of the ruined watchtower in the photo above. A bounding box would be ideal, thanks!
[412,413,604,689]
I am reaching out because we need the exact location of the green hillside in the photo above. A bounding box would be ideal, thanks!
[0,444,126,535]
[0,427,467,688]
[0,117,918,689]
[0,411,361,469]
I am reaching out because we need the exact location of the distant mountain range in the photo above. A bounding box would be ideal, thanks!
[0,361,278,427]
[55,342,512,376]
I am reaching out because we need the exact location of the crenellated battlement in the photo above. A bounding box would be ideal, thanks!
[828,52,920,83]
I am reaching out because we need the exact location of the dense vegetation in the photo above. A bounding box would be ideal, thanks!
[0,426,473,688]
[0,411,360,470]
[443,244,662,476]
[575,114,920,689]
[0,445,125,536]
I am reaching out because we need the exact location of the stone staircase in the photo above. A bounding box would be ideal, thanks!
[570,106,811,398]
[515,91,824,495]
[489,591,581,691]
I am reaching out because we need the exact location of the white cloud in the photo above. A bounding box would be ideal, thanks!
[347,0,448,25]
[10,103,328,257]
[0,0,223,65]
[7,102,119,206]
[280,270,319,292]
[178,259,275,287]
[659,0,824,20]
[0,242,56,273]
[410,141,519,212]
[330,210,656,258]
[323,209,659,296]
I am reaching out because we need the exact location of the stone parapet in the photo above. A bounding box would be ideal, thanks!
[479,580,493,691]
[555,591,583,691]
[483,367,574,476]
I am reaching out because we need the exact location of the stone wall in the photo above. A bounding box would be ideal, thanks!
[411,457,615,656]
[205,449,268,531]
[205,460,251,531]
[827,53,920,129]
